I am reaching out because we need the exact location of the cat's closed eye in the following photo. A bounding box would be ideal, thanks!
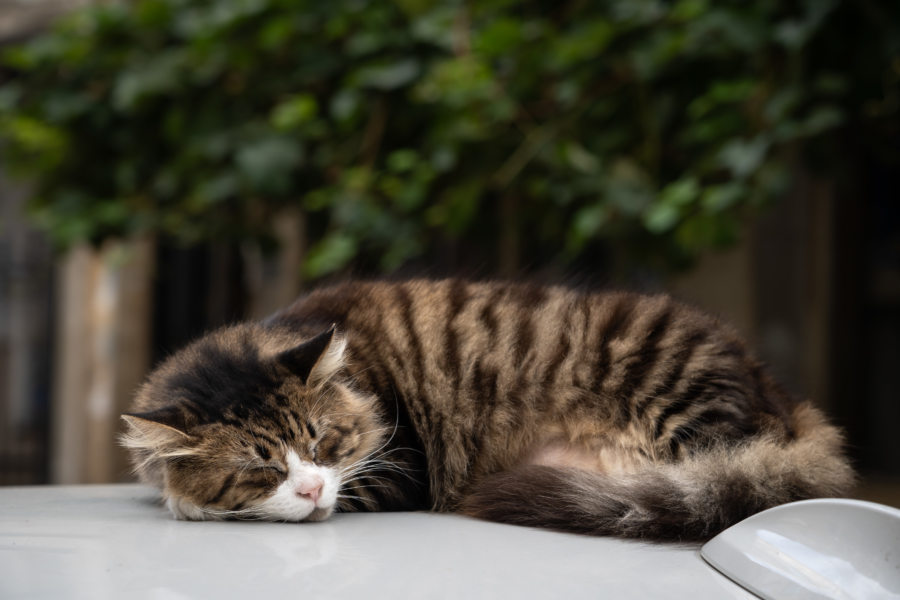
[257,464,286,476]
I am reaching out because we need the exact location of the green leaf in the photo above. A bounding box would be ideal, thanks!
[606,159,653,215]
[660,177,699,208]
[113,50,187,109]
[0,116,69,171]
[564,142,601,174]
[688,80,756,119]
[672,0,708,21]
[329,88,361,126]
[429,146,457,173]
[474,18,524,57]
[643,202,680,234]
[643,178,699,233]
[701,182,745,213]
[193,173,240,205]
[352,59,420,90]
[235,136,304,193]
[303,232,357,278]
[409,6,456,50]
[568,202,611,252]
[796,105,843,137]
[386,149,419,173]
[270,94,318,131]
[718,136,769,178]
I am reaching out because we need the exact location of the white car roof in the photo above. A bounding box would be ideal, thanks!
[0,484,752,599]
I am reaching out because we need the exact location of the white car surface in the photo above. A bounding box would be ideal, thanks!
[1,484,755,599]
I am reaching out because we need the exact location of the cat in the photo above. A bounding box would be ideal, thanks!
[121,278,854,541]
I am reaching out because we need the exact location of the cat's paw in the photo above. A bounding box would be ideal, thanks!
[166,495,215,521]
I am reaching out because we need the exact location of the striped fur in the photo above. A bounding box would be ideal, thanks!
[122,279,854,541]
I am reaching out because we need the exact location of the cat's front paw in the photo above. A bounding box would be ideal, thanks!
[166,495,215,521]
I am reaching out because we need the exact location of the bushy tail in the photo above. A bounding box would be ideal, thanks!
[461,403,855,542]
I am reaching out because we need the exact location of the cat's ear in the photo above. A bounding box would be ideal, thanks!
[275,325,347,387]
[121,406,194,448]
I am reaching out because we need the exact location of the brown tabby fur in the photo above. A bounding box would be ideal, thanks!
[122,279,854,541]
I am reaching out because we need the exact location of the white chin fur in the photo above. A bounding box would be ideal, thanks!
[256,450,339,522]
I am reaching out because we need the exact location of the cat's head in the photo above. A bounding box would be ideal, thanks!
[121,324,385,522]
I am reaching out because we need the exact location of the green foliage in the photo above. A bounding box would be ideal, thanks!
[1,0,897,274]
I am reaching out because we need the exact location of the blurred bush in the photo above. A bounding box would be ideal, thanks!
[0,0,897,276]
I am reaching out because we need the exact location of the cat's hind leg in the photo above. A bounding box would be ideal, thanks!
[460,403,853,542]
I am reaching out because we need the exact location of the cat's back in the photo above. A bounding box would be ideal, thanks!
[272,278,758,402]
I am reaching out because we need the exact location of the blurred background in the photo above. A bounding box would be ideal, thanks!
[0,0,897,505]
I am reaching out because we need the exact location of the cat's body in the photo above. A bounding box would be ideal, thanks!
[123,279,853,541]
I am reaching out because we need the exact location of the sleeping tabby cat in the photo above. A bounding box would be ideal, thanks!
[122,279,854,541]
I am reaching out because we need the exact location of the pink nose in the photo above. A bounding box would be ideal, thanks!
[295,476,323,503]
